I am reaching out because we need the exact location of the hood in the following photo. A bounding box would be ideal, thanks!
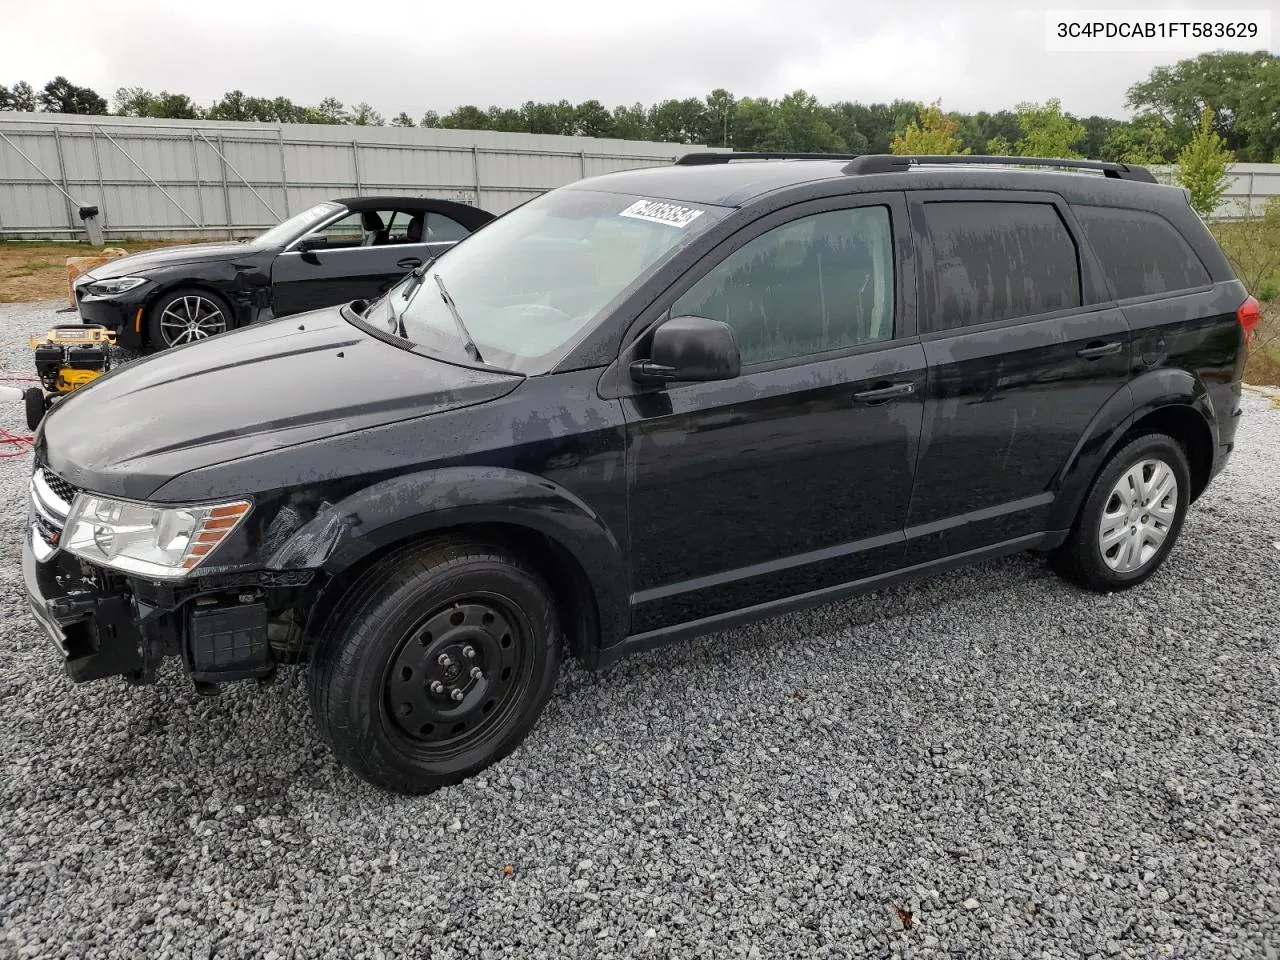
[83,241,261,280]
[40,308,523,500]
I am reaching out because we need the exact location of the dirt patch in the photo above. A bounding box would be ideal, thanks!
[1245,303,1280,387]
[0,240,217,304]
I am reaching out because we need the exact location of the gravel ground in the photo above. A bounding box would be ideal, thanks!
[1,301,1278,960]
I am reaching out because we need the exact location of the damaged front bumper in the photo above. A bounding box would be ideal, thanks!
[23,470,315,686]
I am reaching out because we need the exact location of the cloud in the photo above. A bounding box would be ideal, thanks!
[0,0,1190,120]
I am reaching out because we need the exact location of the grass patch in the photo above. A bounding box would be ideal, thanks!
[0,238,207,302]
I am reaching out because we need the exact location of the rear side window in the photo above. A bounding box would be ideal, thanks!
[1072,204,1210,299]
[921,201,1081,333]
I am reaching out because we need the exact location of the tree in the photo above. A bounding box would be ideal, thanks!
[420,110,441,128]
[486,106,524,132]
[9,81,36,111]
[150,91,202,119]
[823,102,870,154]
[1079,115,1121,159]
[391,112,414,127]
[1177,106,1233,217]
[350,102,384,126]
[890,100,970,155]
[317,97,348,123]
[573,99,614,138]
[440,105,490,130]
[113,86,154,116]
[1100,112,1175,164]
[703,88,736,147]
[0,84,10,110]
[1126,52,1277,158]
[648,97,708,144]
[38,76,108,115]
[1013,98,1085,158]
[771,90,846,153]
[610,103,650,141]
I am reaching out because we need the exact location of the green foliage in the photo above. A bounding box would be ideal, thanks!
[890,100,970,155]
[1126,52,1279,160]
[350,102,384,126]
[2,54,1279,167]
[1177,107,1233,216]
[1014,98,1085,158]
[38,76,107,115]
[391,112,414,128]
[1100,111,1175,164]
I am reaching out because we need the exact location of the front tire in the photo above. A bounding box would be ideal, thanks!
[147,287,232,350]
[1051,432,1191,592]
[308,539,561,794]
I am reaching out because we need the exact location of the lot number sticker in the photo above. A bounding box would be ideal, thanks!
[620,199,704,228]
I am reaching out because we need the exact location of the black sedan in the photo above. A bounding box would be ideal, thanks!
[71,197,494,350]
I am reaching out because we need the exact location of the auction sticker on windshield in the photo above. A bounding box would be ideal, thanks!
[620,199,704,228]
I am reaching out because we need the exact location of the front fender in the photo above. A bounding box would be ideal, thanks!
[1049,368,1215,530]
[265,465,629,647]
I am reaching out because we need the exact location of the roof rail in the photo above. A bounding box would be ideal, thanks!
[842,154,1157,183]
[674,151,859,166]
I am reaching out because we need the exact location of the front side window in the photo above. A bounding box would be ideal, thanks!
[921,201,1081,333]
[672,206,895,366]
[379,189,727,374]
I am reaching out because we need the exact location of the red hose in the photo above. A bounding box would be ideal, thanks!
[0,427,34,458]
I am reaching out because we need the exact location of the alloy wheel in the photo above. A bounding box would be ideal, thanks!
[159,295,227,346]
[1097,457,1179,573]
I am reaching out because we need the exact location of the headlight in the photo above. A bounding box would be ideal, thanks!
[62,494,251,579]
[86,276,147,296]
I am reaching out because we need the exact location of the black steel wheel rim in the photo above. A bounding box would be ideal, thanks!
[380,595,533,761]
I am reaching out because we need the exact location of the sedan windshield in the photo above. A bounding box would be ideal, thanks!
[366,189,726,373]
[253,202,343,247]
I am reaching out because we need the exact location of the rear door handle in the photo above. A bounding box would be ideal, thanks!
[397,257,423,269]
[853,381,915,404]
[1076,341,1122,360]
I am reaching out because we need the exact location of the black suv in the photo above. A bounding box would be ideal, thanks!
[24,153,1258,794]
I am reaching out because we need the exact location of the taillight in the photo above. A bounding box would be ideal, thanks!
[1238,296,1260,342]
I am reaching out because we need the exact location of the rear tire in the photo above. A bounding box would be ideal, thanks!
[1050,432,1190,592]
[308,539,561,794]
[147,287,232,350]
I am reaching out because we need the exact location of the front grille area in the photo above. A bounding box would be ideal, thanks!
[30,467,77,557]
[42,470,79,505]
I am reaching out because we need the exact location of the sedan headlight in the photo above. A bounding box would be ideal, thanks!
[85,276,148,296]
[62,494,251,579]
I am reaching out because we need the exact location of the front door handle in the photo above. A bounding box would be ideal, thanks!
[1076,341,1122,360]
[853,381,915,404]
[397,257,423,269]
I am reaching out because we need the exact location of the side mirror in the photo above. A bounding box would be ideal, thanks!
[295,235,323,253]
[630,315,741,384]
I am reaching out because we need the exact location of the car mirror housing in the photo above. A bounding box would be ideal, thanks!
[630,315,741,385]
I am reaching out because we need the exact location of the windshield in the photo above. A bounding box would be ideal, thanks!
[253,202,343,247]
[363,189,726,374]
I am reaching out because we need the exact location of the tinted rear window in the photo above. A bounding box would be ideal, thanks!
[1072,204,1210,300]
[921,201,1081,333]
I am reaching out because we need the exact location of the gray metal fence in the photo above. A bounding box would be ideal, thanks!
[0,114,719,240]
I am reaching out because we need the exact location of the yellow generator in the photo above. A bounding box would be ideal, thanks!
[25,324,115,431]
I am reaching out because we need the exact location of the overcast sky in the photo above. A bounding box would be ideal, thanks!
[1,0,1274,120]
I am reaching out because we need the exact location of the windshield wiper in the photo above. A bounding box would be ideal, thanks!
[433,273,484,364]
[401,260,434,305]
